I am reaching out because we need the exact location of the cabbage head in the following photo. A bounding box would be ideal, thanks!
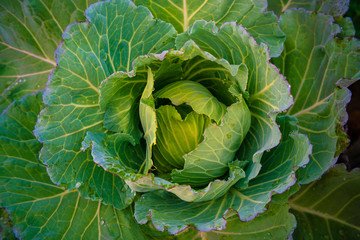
[0,0,359,239]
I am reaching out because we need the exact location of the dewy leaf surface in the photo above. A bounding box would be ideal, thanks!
[0,0,97,111]
[289,164,360,239]
[267,0,350,16]
[0,93,147,240]
[34,0,176,207]
[273,9,360,183]
[176,21,293,185]
[135,116,311,233]
[134,0,285,57]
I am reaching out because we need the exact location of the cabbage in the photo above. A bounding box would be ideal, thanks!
[1,0,359,239]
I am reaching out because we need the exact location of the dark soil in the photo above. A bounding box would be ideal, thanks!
[338,80,360,170]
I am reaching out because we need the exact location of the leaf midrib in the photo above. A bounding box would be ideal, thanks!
[0,42,56,66]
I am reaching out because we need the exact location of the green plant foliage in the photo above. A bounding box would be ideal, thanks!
[0,93,148,239]
[272,9,360,184]
[289,164,360,239]
[33,0,177,208]
[0,0,359,239]
[133,0,286,57]
[267,0,350,16]
[0,0,98,112]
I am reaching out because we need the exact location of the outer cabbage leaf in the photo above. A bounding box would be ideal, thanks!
[33,0,177,207]
[0,0,97,111]
[0,93,147,240]
[138,203,296,239]
[267,0,350,17]
[202,203,296,240]
[272,9,360,183]
[133,0,285,57]
[289,164,360,239]
[176,21,293,187]
[134,116,311,233]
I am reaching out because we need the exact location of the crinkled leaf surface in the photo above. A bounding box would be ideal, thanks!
[134,0,285,57]
[272,9,360,183]
[289,164,360,239]
[33,0,176,207]
[134,116,310,233]
[0,93,147,240]
[176,21,293,185]
[0,0,97,112]
[267,0,349,16]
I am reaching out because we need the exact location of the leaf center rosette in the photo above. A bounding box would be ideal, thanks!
[81,40,252,201]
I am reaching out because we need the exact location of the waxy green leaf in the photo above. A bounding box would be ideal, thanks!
[81,132,145,176]
[0,93,147,240]
[133,0,285,57]
[273,9,360,183]
[290,165,360,239]
[100,70,147,142]
[140,203,296,239]
[0,0,97,112]
[34,0,177,206]
[204,203,296,240]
